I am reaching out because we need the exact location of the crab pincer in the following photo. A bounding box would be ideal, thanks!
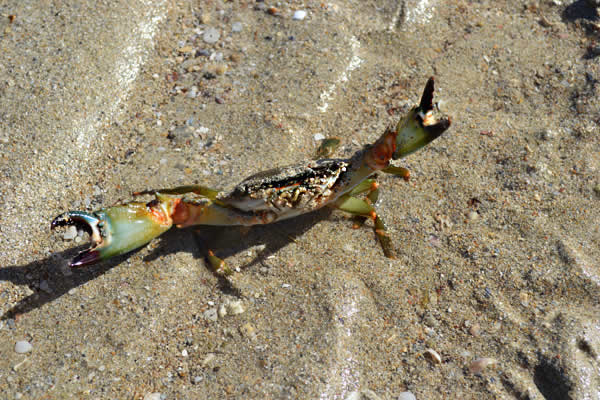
[51,199,176,267]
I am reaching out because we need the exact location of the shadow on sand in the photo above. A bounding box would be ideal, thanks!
[0,208,334,321]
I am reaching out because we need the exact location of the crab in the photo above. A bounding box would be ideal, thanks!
[51,77,451,274]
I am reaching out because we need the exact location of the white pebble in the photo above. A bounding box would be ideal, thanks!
[143,393,161,400]
[469,357,497,374]
[314,133,325,141]
[232,22,243,32]
[203,27,220,44]
[398,392,416,400]
[181,349,188,357]
[293,10,307,20]
[202,353,216,367]
[345,392,360,400]
[187,86,198,98]
[218,304,227,318]
[226,300,245,315]
[15,341,32,354]
[203,308,218,322]
[63,225,77,240]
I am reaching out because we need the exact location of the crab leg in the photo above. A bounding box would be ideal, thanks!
[333,193,394,258]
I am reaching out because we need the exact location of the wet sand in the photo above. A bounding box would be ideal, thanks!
[1,0,599,398]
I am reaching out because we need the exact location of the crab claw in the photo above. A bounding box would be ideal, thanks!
[393,77,451,160]
[51,201,175,267]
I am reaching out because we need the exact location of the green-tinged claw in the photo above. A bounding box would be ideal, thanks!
[51,201,176,267]
[393,77,451,160]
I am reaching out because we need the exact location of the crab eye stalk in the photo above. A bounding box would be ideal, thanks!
[392,77,451,160]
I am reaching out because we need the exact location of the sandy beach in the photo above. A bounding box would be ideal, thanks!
[1,0,599,398]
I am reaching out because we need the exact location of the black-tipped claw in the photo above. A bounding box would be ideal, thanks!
[51,211,100,237]
[70,250,101,267]
[424,116,452,139]
[51,211,103,267]
[419,77,435,112]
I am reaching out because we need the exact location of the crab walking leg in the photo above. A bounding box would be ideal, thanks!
[133,184,220,200]
[381,165,410,180]
[333,193,394,258]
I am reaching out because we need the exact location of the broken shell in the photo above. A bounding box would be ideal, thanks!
[424,348,442,364]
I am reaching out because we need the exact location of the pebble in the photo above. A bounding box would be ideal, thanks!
[314,133,325,141]
[203,308,218,322]
[467,210,478,221]
[469,357,497,374]
[202,353,216,367]
[187,86,198,98]
[39,280,52,294]
[232,22,243,33]
[469,323,481,337]
[424,348,441,364]
[345,390,382,400]
[398,392,416,400]
[143,393,161,400]
[15,340,33,354]
[593,183,600,197]
[239,323,257,340]
[63,225,77,240]
[293,10,307,20]
[541,128,558,140]
[203,28,220,44]
[218,304,227,318]
[226,300,245,315]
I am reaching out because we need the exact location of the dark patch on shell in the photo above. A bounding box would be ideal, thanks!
[229,159,349,197]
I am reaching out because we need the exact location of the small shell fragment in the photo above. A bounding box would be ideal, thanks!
[240,323,257,340]
[398,392,416,400]
[293,10,307,20]
[226,300,245,315]
[469,357,497,374]
[15,340,33,354]
[424,348,441,364]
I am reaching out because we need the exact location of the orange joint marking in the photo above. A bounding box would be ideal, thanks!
[170,198,190,225]
[371,131,396,169]
[148,200,171,225]
[370,182,379,191]
[369,211,377,220]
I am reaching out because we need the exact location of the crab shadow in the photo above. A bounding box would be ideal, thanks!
[144,208,333,271]
[0,208,334,321]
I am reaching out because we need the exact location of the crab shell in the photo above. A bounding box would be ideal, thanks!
[219,158,356,221]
